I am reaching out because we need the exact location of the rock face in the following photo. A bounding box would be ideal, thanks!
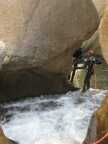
[0,0,99,101]
[83,92,108,144]
[85,0,108,64]
[82,0,106,56]
[0,127,18,144]
[0,0,99,72]
[99,0,108,63]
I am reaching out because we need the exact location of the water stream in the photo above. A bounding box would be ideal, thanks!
[0,89,107,144]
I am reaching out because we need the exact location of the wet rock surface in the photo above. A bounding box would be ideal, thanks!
[82,0,106,56]
[83,92,108,144]
[0,0,99,72]
[0,69,78,102]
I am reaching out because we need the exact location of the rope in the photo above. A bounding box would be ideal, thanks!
[92,132,108,144]
[84,132,108,144]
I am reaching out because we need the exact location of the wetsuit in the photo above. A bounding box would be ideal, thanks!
[82,56,101,92]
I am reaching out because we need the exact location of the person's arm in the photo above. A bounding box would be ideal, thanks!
[94,57,102,64]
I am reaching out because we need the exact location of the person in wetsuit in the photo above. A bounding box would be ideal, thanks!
[70,48,102,91]
[82,49,102,92]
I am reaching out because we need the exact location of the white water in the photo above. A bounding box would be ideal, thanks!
[1,89,107,144]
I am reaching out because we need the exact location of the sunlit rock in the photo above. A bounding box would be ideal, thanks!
[99,0,108,64]
[83,91,108,144]
[0,0,99,72]
[92,0,106,17]
[82,0,106,56]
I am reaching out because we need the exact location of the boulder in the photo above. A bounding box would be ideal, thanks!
[83,92,108,144]
[82,0,106,56]
[0,0,99,101]
[83,0,108,64]
[0,127,18,144]
[99,0,108,63]
[0,0,99,72]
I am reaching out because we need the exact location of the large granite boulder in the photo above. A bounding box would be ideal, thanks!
[99,0,108,63]
[83,92,108,144]
[0,0,99,101]
[82,0,106,56]
[0,0,99,72]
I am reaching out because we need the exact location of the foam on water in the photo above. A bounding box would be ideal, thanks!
[1,89,107,144]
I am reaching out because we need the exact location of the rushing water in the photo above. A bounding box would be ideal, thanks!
[0,89,107,144]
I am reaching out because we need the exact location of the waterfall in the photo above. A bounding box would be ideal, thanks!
[1,89,107,144]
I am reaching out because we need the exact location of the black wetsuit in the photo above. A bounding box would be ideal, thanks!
[82,56,101,92]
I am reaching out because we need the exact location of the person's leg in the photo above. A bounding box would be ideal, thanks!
[82,75,88,92]
[70,68,76,83]
[87,78,90,90]
[86,72,93,90]
[82,71,90,92]
[82,81,86,92]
